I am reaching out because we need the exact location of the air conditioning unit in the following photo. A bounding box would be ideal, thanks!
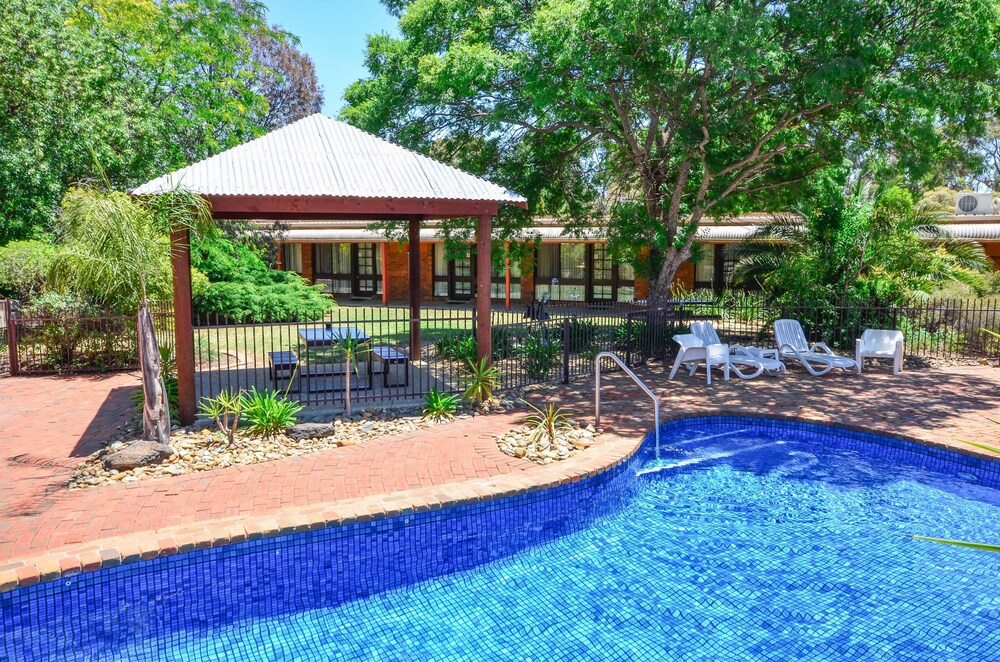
[955,192,995,215]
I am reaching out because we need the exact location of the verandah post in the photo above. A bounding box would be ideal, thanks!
[408,217,422,360]
[476,213,493,363]
[171,229,197,425]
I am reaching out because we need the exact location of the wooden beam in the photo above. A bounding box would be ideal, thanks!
[408,218,422,359]
[208,195,508,220]
[476,214,493,363]
[170,229,196,426]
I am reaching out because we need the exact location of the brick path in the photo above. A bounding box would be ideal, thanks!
[1,362,999,590]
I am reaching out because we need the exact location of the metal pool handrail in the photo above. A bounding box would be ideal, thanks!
[594,352,661,458]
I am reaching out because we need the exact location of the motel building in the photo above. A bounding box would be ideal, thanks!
[274,202,1000,307]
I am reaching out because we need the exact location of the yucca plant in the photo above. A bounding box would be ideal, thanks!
[241,386,304,440]
[525,402,575,444]
[422,388,460,422]
[462,357,501,405]
[199,389,246,446]
[337,331,371,418]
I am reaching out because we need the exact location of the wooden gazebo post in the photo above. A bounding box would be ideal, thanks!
[409,217,422,359]
[170,229,197,425]
[476,214,493,362]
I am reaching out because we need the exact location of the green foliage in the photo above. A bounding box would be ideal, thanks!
[21,292,96,367]
[491,326,519,360]
[241,386,304,440]
[525,402,575,445]
[346,0,1000,302]
[0,240,56,300]
[49,185,213,312]
[730,173,993,308]
[0,0,282,243]
[422,388,460,422]
[191,234,334,322]
[435,334,479,363]
[199,389,245,446]
[462,358,501,405]
[520,332,561,381]
[565,319,597,354]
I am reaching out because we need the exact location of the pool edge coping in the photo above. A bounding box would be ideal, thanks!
[2,409,998,594]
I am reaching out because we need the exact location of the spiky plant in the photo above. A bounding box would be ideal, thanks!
[422,388,460,423]
[525,402,575,444]
[462,357,501,406]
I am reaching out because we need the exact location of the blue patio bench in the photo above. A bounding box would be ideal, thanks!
[371,346,409,387]
[267,350,298,389]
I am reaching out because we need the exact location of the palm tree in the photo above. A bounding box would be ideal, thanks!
[50,184,213,443]
[729,178,990,305]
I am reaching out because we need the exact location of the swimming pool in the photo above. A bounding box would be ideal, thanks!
[3,417,1000,661]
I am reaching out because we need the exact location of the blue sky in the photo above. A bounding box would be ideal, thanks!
[264,1,399,115]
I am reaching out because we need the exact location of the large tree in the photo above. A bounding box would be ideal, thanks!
[250,25,325,130]
[344,0,1000,306]
[0,0,280,243]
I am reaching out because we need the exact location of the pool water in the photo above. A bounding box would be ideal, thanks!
[4,419,1000,661]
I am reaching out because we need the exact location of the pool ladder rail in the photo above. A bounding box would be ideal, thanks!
[594,352,662,458]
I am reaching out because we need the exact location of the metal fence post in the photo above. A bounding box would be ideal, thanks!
[4,299,19,375]
[562,316,570,384]
[625,315,634,366]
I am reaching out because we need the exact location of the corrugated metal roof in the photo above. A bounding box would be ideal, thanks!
[133,114,526,205]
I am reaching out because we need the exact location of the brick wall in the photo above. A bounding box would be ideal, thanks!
[383,242,410,302]
[519,253,535,304]
[420,243,436,300]
[300,243,314,281]
[985,241,1000,270]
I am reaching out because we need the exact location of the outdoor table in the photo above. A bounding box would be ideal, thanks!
[296,326,373,392]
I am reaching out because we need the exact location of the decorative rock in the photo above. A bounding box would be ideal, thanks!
[287,422,336,441]
[102,441,174,471]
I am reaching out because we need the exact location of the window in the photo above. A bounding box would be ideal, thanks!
[313,244,352,294]
[694,243,716,292]
[280,244,302,274]
[490,257,522,300]
[535,243,635,303]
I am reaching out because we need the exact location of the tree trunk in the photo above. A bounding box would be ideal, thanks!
[647,248,688,309]
[138,304,170,443]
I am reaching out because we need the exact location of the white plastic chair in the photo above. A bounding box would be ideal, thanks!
[773,319,860,376]
[669,334,730,384]
[856,329,904,375]
[690,321,786,379]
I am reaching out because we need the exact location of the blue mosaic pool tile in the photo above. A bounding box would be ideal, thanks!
[2,417,999,661]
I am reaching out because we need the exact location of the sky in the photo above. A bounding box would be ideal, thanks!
[263,1,399,115]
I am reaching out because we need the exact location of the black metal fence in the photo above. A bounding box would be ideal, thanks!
[3,300,174,375]
[4,297,998,406]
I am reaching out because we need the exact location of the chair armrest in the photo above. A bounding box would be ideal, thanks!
[810,342,834,354]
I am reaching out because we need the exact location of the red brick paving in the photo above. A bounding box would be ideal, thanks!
[1,362,999,591]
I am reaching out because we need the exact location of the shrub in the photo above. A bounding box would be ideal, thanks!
[435,334,478,363]
[241,387,304,440]
[525,402,575,444]
[463,357,501,405]
[422,388,460,422]
[191,235,334,322]
[21,292,95,368]
[491,326,519,360]
[0,240,55,300]
[199,389,245,446]
[520,331,561,380]
[565,318,597,353]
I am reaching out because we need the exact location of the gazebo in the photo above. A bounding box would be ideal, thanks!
[134,114,527,424]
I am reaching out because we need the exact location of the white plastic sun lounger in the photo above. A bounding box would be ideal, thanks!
[773,319,860,376]
[669,334,730,385]
[690,321,786,380]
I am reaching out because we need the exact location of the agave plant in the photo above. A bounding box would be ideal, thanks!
[525,402,575,444]
[422,388,460,423]
[462,357,501,406]
[241,386,304,440]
